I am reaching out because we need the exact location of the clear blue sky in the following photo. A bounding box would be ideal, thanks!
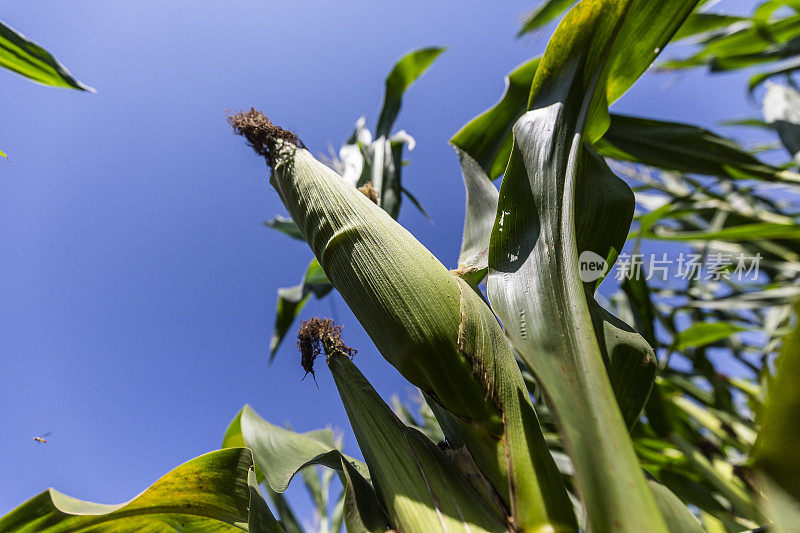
[0,0,764,523]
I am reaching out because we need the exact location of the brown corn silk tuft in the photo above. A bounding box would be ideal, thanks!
[297,317,356,382]
[228,108,304,167]
[358,181,380,204]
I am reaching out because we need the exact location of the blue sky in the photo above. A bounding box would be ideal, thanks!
[0,0,767,523]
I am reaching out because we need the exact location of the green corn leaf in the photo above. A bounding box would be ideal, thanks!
[672,12,748,42]
[487,1,698,530]
[230,111,576,531]
[636,221,800,241]
[621,276,658,348]
[392,394,445,443]
[269,258,333,359]
[647,480,704,533]
[752,304,800,502]
[673,322,747,351]
[661,14,800,72]
[0,448,280,532]
[671,434,760,521]
[749,56,800,93]
[455,110,656,432]
[567,0,702,143]
[326,351,509,533]
[247,470,285,533]
[0,20,93,91]
[453,149,498,282]
[264,215,303,240]
[518,0,579,36]
[222,404,387,533]
[451,57,541,179]
[594,113,800,183]
[453,66,783,186]
[375,47,445,137]
[758,476,800,533]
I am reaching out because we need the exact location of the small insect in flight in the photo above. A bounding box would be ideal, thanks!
[33,432,51,444]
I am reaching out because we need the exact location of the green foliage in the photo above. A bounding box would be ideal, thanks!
[5,1,800,532]
[0,20,92,91]
[0,448,280,532]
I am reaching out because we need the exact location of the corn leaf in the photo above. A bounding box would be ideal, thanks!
[749,56,800,93]
[269,258,333,359]
[222,405,386,533]
[636,221,800,241]
[752,304,800,502]
[518,0,579,36]
[0,448,280,532]
[451,57,541,179]
[327,352,509,533]
[672,12,747,42]
[454,149,498,280]
[673,322,747,351]
[486,1,699,530]
[0,20,93,91]
[375,47,444,137]
[661,14,800,72]
[648,480,704,533]
[595,113,799,183]
[452,59,785,186]
[264,215,303,240]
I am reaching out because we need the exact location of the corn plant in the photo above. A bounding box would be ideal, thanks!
[4,1,800,532]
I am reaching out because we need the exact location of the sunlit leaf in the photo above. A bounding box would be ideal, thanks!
[518,0,579,36]
[662,13,800,73]
[375,47,445,137]
[0,20,93,91]
[327,352,508,533]
[222,405,387,533]
[749,56,800,92]
[595,113,799,183]
[673,322,747,351]
[752,304,800,501]
[639,221,800,241]
[0,448,278,532]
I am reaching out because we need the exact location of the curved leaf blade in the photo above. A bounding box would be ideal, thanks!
[752,304,800,502]
[0,448,269,532]
[595,113,799,183]
[487,1,699,529]
[327,353,508,533]
[375,47,445,137]
[222,405,387,533]
[0,20,93,91]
